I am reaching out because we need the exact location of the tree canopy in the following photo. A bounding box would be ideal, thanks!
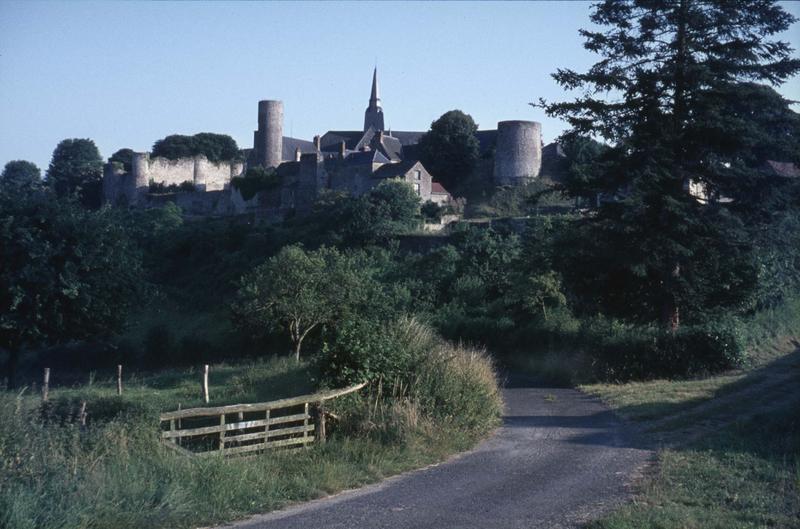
[1,160,41,188]
[109,148,135,172]
[543,0,800,330]
[46,138,104,208]
[0,186,143,387]
[152,133,240,162]
[417,110,480,193]
[232,245,373,362]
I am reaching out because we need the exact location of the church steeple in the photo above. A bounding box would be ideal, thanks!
[363,67,385,132]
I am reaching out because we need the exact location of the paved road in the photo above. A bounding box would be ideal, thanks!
[225,376,651,529]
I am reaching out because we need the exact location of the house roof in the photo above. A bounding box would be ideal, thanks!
[281,137,316,159]
[372,159,420,179]
[344,150,390,165]
[431,181,450,195]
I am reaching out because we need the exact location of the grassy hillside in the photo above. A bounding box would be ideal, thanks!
[584,337,800,528]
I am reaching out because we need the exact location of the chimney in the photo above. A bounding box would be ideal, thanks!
[295,147,301,162]
[313,135,321,151]
[339,140,346,159]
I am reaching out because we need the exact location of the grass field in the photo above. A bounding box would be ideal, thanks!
[583,339,800,529]
[1,339,502,529]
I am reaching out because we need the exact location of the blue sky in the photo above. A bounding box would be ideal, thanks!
[1,1,798,172]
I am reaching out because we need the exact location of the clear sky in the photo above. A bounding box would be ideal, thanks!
[1,1,798,172]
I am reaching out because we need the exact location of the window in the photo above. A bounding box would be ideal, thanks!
[413,182,420,195]
[414,170,421,180]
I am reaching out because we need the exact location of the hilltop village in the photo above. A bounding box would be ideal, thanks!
[101,69,555,220]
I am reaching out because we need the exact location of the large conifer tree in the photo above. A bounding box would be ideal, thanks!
[545,0,799,329]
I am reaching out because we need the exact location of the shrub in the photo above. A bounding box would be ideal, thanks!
[230,166,280,200]
[421,201,443,223]
[325,319,501,440]
[588,317,746,381]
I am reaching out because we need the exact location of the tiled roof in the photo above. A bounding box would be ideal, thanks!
[431,181,450,195]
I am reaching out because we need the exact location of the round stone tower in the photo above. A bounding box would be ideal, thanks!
[256,100,283,168]
[130,152,150,204]
[493,120,542,186]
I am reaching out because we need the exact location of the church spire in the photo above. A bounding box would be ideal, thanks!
[370,67,380,107]
[364,67,385,132]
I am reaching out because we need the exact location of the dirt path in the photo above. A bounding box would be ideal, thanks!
[219,376,651,529]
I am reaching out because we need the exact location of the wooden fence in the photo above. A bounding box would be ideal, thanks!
[158,382,367,457]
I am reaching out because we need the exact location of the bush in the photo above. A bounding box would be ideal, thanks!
[324,319,501,440]
[148,180,195,193]
[588,317,746,381]
[421,201,443,223]
[318,318,430,385]
[230,166,280,200]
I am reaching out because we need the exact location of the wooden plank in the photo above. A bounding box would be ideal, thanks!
[162,439,196,457]
[200,435,314,457]
[161,414,312,440]
[225,424,315,444]
[160,382,367,421]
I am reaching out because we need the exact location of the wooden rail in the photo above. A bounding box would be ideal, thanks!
[159,382,366,457]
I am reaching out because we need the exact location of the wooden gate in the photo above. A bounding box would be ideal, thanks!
[159,382,366,457]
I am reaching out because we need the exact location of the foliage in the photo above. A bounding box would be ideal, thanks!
[232,245,376,361]
[1,160,41,188]
[230,166,281,200]
[309,181,421,246]
[109,148,135,172]
[417,110,480,193]
[0,187,143,388]
[46,138,104,208]
[542,0,800,331]
[421,200,443,223]
[588,317,746,381]
[148,180,196,193]
[151,133,240,163]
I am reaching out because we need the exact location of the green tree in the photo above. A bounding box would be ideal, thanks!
[417,110,480,192]
[46,138,104,208]
[152,133,240,162]
[0,187,143,388]
[1,160,41,188]
[314,180,421,246]
[543,0,799,330]
[109,148,135,172]
[232,245,371,362]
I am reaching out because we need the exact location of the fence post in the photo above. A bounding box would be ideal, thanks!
[42,368,50,402]
[303,402,310,448]
[116,365,123,396]
[264,409,270,447]
[219,413,225,453]
[202,365,210,404]
[317,401,326,443]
